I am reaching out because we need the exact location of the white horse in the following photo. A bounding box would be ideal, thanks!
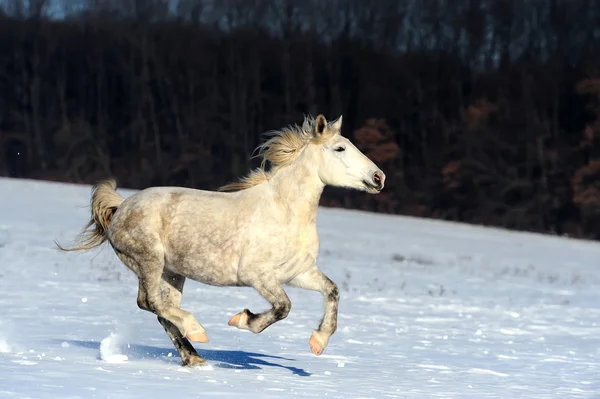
[57,114,386,367]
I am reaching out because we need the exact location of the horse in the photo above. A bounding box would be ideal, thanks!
[57,114,386,367]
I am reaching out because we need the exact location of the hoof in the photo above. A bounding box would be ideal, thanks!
[187,330,209,343]
[228,309,250,329]
[227,313,241,326]
[309,335,324,356]
[182,356,208,368]
[309,330,330,356]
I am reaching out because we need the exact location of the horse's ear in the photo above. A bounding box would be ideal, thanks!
[315,114,327,137]
[331,115,343,131]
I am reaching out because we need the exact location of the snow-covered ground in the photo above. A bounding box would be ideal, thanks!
[0,177,599,399]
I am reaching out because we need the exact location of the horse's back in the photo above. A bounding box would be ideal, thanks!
[109,185,237,236]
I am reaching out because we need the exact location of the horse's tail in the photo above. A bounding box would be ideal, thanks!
[56,178,125,252]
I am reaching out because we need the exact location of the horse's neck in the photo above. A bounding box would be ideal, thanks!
[267,152,324,225]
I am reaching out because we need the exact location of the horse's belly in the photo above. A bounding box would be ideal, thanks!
[169,260,239,286]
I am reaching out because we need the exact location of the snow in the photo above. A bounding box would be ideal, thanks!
[0,177,599,398]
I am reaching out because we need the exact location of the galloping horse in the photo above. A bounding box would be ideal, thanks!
[57,114,386,367]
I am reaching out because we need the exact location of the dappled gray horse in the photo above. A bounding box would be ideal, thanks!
[58,114,386,367]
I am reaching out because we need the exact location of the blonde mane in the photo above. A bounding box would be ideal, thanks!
[219,115,336,192]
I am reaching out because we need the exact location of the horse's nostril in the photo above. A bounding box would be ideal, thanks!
[373,172,382,184]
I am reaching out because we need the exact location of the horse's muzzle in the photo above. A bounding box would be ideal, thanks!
[363,170,386,193]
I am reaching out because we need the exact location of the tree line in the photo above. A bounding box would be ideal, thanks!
[1,0,600,239]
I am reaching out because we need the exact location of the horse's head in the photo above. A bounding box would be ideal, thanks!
[311,114,386,194]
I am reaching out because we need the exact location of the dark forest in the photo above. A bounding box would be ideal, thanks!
[1,0,600,239]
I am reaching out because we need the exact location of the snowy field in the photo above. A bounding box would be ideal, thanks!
[0,177,599,399]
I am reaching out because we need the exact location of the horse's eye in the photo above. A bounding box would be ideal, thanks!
[335,147,346,152]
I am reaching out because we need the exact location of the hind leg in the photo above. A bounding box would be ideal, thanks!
[157,270,207,367]
[116,248,210,343]
[158,318,206,367]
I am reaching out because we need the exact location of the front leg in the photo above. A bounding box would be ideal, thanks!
[288,267,340,356]
[228,273,292,334]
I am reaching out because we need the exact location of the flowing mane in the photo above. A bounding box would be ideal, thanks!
[219,115,336,192]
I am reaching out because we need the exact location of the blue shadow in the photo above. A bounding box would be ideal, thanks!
[55,339,311,377]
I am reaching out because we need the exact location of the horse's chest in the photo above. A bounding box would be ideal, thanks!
[278,224,318,253]
[272,229,318,279]
[242,225,318,278]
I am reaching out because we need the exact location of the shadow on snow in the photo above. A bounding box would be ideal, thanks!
[55,339,312,377]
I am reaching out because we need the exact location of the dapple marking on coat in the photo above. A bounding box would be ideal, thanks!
[57,114,386,367]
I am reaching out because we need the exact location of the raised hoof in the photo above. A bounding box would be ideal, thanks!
[182,356,208,368]
[228,309,250,329]
[309,335,324,356]
[227,313,241,326]
[187,330,209,343]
